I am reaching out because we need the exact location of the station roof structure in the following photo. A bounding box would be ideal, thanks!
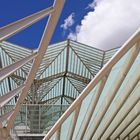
[44,29,140,140]
[0,0,140,139]
[0,40,118,135]
[0,0,66,138]
[0,40,118,106]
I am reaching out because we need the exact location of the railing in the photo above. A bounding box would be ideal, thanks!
[10,127,19,140]
[6,104,69,136]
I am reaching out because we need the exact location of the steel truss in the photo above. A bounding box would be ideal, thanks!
[0,0,65,139]
[43,29,140,140]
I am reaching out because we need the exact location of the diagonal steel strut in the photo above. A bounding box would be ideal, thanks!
[6,0,65,131]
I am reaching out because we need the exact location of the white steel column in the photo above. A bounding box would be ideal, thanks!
[0,7,54,42]
[0,52,37,81]
[6,0,65,131]
[0,85,24,108]
[43,29,140,140]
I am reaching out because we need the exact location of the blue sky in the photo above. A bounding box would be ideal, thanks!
[1,0,140,50]
[0,0,93,49]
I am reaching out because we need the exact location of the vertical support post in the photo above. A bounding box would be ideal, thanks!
[39,104,41,133]
[61,40,70,105]
[0,54,2,68]
[6,0,65,131]
[7,77,12,91]
[101,51,105,68]
[25,103,28,133]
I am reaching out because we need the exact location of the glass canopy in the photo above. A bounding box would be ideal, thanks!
[43,29,140,140]
[0,40,118,105]
[0,40,118,134]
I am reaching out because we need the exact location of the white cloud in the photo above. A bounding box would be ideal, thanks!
[61,13,75,30]
[87,1,97,9]
[68,32,77,40]
[68,25,81,40]
[69,0,140,50]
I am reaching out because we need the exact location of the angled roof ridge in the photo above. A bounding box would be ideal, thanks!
[1,39,120,53]
[1,41,33,52]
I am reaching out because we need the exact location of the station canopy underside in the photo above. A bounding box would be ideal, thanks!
[0,0,140,138]
[0,40,118,106]
[43,29,140,140]
[0,40,118,134]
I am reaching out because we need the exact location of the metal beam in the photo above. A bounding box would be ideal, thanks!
[0,52,37,81]
[67,103,81,140]
[6,0,65,131]
[105,69,140,139]
[67,77,81,94]
[37,46,67,78]
[76,75,108,140]
[40,96,61,104]
[37,72,65,84]
[64,95,75,102]
[70,46,94,77]
[64,97,72,104]
[43,29,140,140]
[0,111,14,128]
[56,127,61,140]
[114,112,140,139]
[96,43,140,140]
[10,74,26,81]
[0,85,24,108]
[0,7,54,42]
[39,78,63,102]
[123,124,140,140]
[61,40,70,105]
[66,72,91,84]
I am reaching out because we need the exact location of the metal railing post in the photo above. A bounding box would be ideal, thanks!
[39,104,41,133]
[25,103,27,133]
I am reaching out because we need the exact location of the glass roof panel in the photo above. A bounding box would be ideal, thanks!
[44,29,140,140]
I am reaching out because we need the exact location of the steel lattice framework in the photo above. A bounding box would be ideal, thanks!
[43,29,140,140]
[0,40,118,105]
[0,0,65,139]
[0,39,118,136]
[1,0,140,140]
[0,0,118,138]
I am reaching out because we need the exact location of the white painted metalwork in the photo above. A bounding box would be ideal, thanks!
[0,111,14,128]
[0,85,24,108]
[43,29,140,140]
[0,52,37,81]
[0,0,65,139]
[1,0,140,139]
[0,7,54,42]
